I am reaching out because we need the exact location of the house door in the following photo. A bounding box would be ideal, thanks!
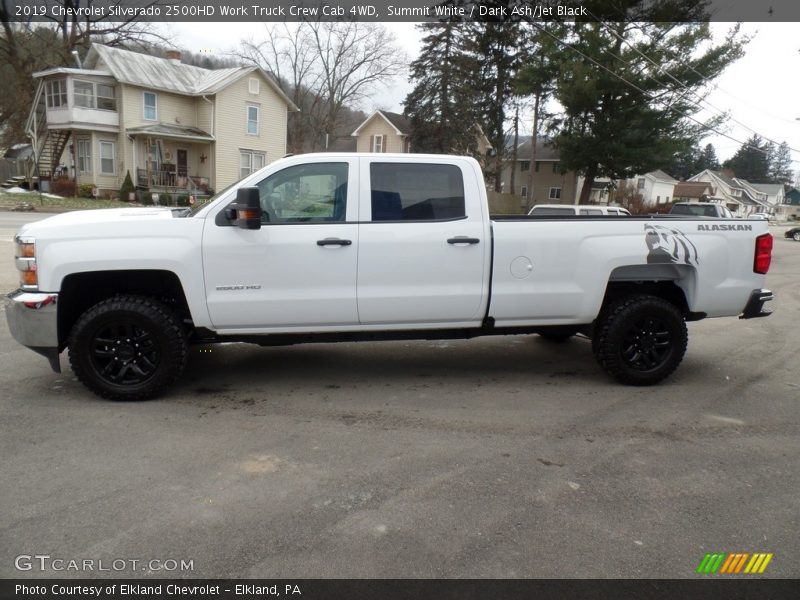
[176,149,188,177]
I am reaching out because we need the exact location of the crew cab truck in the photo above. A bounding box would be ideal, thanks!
[6,154,774,400]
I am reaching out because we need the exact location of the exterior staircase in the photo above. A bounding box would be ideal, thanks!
[26,82,71,180]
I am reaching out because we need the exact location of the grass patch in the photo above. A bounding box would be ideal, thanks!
[0,190,134,212]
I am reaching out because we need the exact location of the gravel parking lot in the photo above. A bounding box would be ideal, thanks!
[1,216,798,579]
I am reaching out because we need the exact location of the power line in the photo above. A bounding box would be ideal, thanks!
[587,13,800,156]
[528,22,800,164]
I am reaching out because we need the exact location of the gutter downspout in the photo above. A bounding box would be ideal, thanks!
[201,94,215,191]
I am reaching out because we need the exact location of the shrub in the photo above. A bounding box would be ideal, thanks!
[119,171,135,202]
[159,192,172,206]
[78,183,95,198]
[51,177,76,197]
[176,194,190,207]
[137,190,153,206]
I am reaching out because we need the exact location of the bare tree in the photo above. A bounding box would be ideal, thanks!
[239,24,325,153]
[238,21,407,152]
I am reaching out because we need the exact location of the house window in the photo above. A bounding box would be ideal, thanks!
[74,81,95,108]
[656,195,661,203]
[372,134,384,153]
[535,161,540,172]
[665,196,670,203]
[520,161,530,172]
[96,84,116,110]
[99,141,115,175]
[76,139,91,173]
[143,92,157,120]
[637,178,645,190]
[73,80,116,110]
[549,187,561,200]
[246,104,260,135]
[248,78,260,95]
[240,150,266,179]
[520,186,527,198]
[147,141,162,169]
[552,162,559,173]
[45,79,67,108]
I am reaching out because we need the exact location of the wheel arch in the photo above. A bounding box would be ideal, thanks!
[57,270,191,349]
[601,264,699,319]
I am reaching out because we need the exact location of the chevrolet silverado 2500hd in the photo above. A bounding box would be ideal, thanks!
[6,154,774,399]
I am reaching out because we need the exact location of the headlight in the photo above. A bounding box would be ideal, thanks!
[14,236,38,290]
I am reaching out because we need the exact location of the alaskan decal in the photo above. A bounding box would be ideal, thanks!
[697,224,752,231]
[644,223,699,267]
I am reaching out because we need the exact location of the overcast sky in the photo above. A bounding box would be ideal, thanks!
[168,21,800,168]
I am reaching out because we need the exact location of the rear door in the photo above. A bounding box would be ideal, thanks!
[356,157,489,326]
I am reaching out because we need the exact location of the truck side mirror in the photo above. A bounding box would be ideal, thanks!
[233,187,262,230]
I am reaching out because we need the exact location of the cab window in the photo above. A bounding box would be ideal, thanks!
[370,163,465,221]
[255,162,348,223]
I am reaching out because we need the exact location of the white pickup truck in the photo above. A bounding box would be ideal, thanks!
[7,154,774,400]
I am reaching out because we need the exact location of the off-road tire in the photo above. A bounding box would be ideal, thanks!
[593,295,687,386]
[68,295,188,400]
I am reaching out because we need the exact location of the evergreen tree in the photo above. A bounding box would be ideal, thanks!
[698,143,721,171]
[723,135,770,181]
[550,12,746,202]
[404,23,479,155]
[515,24,564,205]
[463,22,524,191]
[667,145,702,181]
[769,141,794,184]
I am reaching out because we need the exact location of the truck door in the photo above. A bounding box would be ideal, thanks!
[356,158,489,326]
[202,158,359,330]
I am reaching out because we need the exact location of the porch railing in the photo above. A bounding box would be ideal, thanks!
[136,168,209,192]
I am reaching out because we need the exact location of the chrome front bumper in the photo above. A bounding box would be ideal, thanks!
[5,290,61,372]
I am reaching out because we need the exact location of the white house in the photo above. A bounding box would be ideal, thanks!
[734,180,787,219]
[688,170,769,217]
[628,170,678,206]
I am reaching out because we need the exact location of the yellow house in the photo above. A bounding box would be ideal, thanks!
[26,44,298,197]
[350,110,412,153]
[338,110,493,166]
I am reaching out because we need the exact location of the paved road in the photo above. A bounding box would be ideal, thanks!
[0,212,51,243]
[0,217,798,579]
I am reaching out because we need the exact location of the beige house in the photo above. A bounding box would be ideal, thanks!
[26,43,298,197]
[333,110,493,161]
[349,110,412,153]
[501,139,579,209]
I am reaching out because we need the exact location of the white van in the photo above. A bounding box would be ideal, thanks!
[527,204,632,216]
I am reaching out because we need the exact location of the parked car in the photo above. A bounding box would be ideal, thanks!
[528,204,631,216]
[785,227,800,242]
[750,213,774,221]
[669,202,734,218]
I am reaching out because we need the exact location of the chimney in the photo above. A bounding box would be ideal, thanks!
[165,50,182,63]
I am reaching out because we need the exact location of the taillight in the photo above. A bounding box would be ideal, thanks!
[754,233,772,274]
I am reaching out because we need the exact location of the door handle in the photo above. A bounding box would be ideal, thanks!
[447,237,480,245]
[316,238,352,247]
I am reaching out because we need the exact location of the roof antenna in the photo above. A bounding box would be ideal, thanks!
[71,50,82,69]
